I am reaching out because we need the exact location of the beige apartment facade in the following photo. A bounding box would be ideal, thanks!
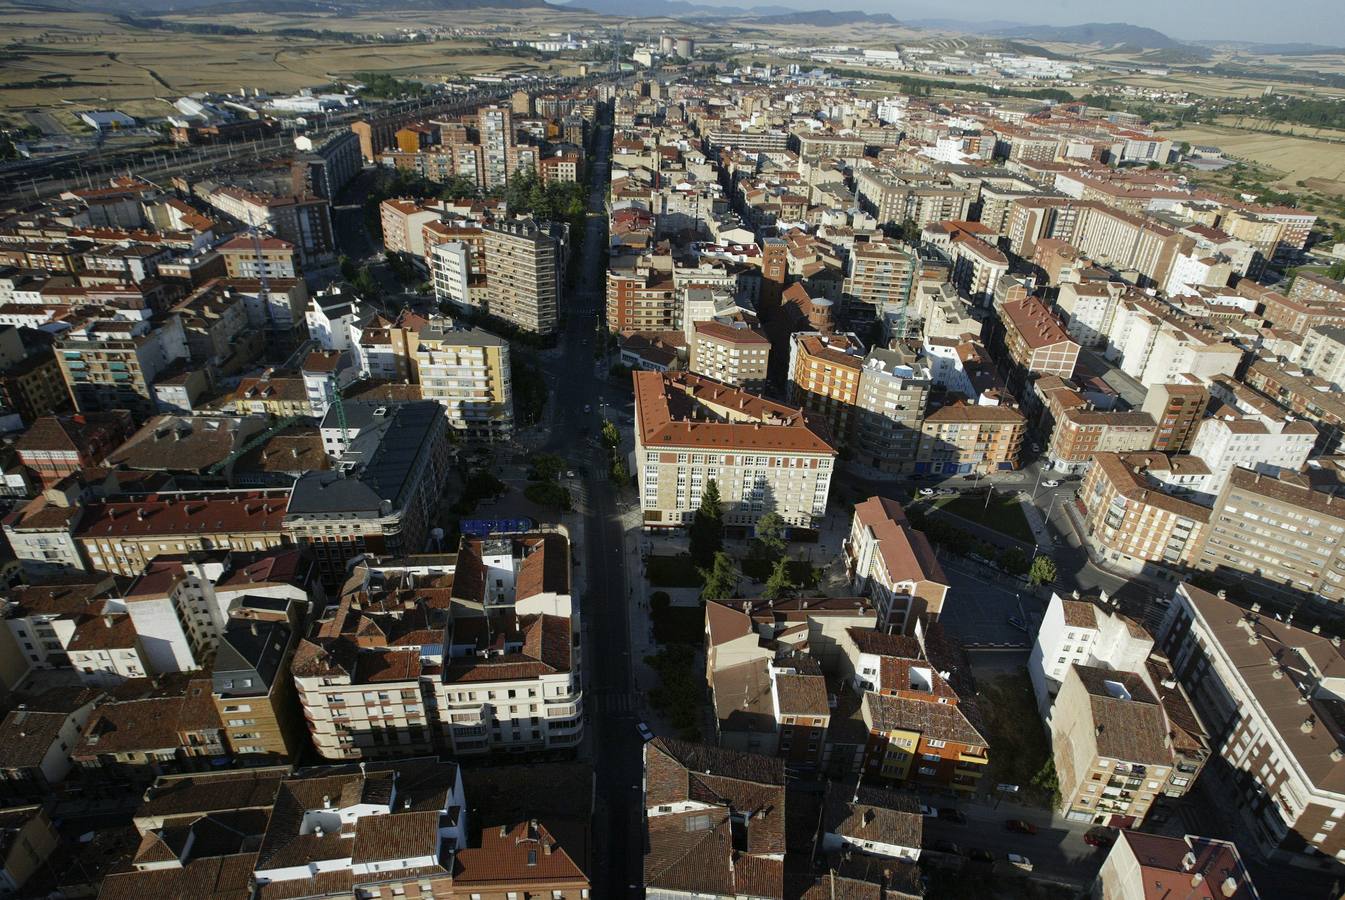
[633,371,837,529]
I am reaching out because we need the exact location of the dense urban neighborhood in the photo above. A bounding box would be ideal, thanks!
[2,6,1345,899]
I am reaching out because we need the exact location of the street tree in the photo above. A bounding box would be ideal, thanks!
[762,556,795,601]
[753,511,786,562]
[699,551,739,601]
[1028,555,1058,586]
[689,479,724,567]
[601,419,621,449]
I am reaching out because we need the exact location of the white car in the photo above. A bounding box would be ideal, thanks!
[1007,853,1033,872]
[1043,479,1061,488]
[919,488,935,496]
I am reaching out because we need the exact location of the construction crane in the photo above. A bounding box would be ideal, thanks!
[207,415,302,476]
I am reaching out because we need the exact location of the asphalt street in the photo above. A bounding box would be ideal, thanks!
[529,120,645,899]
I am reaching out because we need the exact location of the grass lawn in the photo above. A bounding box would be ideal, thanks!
[931,492,1035,544]
[646,554,704,588]
[977,668,1057,809]
[652,605,705,644]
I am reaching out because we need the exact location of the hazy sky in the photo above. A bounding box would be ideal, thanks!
[790,0,1345,45]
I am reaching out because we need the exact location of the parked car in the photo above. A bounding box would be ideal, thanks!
[1030,443,1042,453]
[938,808,967,825]
[1043,479,1061,488]
[1007,853,1033,871]
[636,721,654,742]
[583,404,592,413]
[920,804,937,817]
[925,838,960,855]
[938,488,957,495]
[1004,819,1037,835]
[1008,616,1029,633]
[1084,826,1118,848]
[966,847,994,863]
[919,488,935,496]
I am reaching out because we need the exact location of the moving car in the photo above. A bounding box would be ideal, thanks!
[1004,819,1037,835]
[1007,853,1033,871]
[636,722,654,742]
[1008,615,1029,633]
[1043,479,1061,488]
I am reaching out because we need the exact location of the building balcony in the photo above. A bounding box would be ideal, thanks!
[958,750,989,764]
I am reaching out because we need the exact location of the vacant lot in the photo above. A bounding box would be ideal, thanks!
[1164,123,1345,187]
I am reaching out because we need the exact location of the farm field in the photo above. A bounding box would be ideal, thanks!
[1162,122,1345,187]
[0,2,577,125]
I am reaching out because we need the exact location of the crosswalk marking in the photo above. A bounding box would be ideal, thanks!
[590,691,637,713]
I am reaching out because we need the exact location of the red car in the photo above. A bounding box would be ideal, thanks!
[1004,819,1038,835]
[1085,827,1118,848]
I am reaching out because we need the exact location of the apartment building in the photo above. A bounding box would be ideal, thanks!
[606,252,677,333]
[284,401,451,582]
[842,238,918,323]
[217,235,298,280]
[1071,204,1194,289]
[204,187,335,269]
[212,612,305,761]
[1052,664,1174,826]
[413,317,514,441]
[291,129,361,199]
[1105,295,1243,390]
[854,168,975,228]
[379,198,441,258]
[1157,583,1345,866]
[845,496,949,633]
[120,548,310,672]
[950,236,1010,308]
[643,737,786,899]
[1190,465,1345,609]
[483,219,565,335]
[67,491,290,579]
[478,105,514,188]
[293,536,580,760]
[916,402,1024,475]
[1094,831,1260,900]
[859,643,989,796]
[1142,378,1210,452]
[55,314,190,420]
[1080,452,1211,575]
[429,239,474,311]
[1028,591,1154,713]
[788,331,864,447]
[633,371,837,529]
[1047,409,1157,476]
[1241,359,1345,455]
[688,321,769,391]
[1001,296,1081,378]
[1299,324,1345,390]
[72,679,227,781]
[14,411,133,487]
[853,348,932,475]
[1189,413,1316,492]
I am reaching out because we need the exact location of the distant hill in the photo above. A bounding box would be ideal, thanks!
[96,0,558,10]
[989,22,1186,50]
[558,0,794,17]
[747,9,898,26]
